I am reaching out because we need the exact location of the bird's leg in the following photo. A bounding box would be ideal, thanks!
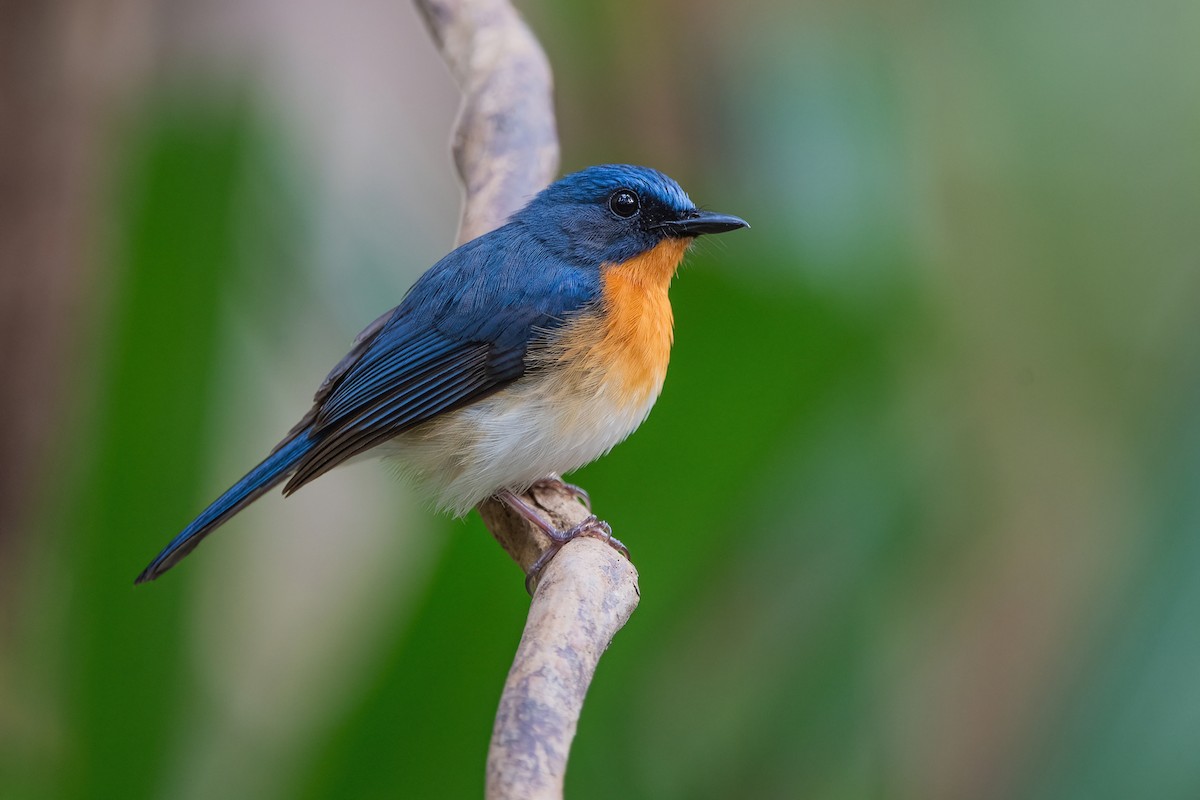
[496,489,629,594]
[531,476,591,510]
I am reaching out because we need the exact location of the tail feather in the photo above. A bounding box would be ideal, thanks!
[135,434,315,584]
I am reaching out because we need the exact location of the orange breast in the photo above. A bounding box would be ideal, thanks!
[545,237,692,408]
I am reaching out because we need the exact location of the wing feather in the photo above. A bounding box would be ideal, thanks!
[316,330,458,425]
[285,340,503,493]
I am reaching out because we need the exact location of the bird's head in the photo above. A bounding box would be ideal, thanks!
[517,164,748,265]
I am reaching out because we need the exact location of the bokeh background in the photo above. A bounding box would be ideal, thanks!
[3,0,1199,798]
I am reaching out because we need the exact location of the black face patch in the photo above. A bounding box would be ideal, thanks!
[635,193,685,232]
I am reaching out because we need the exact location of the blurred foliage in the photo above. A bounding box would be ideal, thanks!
[58,103,252,799]
[3,0,1200,799]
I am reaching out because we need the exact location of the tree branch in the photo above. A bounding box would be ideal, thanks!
[414,2,641,797]
[414,0,559,243]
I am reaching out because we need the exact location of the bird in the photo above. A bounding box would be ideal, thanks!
[135,164,747,587]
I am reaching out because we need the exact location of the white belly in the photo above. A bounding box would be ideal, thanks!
[380,369,663,515]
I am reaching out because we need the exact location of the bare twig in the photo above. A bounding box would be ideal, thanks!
[485,538,639,800]
[414,0,559,243]
[414,1,641,797]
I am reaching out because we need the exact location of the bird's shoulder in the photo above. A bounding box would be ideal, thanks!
[399,223,602,345]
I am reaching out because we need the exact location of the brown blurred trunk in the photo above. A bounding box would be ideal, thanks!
[0,0,148,574]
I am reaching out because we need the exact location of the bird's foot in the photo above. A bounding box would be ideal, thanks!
[523,515,628,595]
[531,477,591,510]
[496,489,628,594]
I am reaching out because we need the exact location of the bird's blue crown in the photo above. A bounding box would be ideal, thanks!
[536,164,694,212]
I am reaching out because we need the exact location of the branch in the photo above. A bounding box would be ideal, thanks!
[414,0,559,243]
[414,2,641,797]
[484,536,639,799]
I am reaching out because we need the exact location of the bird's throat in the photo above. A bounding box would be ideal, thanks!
[590,238,690,403]
[604,237,692,290]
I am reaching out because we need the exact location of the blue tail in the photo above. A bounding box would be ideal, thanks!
[135,434,316,584]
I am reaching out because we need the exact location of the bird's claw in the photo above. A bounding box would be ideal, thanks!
[532,477,591,510]
[524,514,630,595]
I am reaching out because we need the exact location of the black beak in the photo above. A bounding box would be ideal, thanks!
[654,210,749,238]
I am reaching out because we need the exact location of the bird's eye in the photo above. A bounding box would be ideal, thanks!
[609,190,640,218]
